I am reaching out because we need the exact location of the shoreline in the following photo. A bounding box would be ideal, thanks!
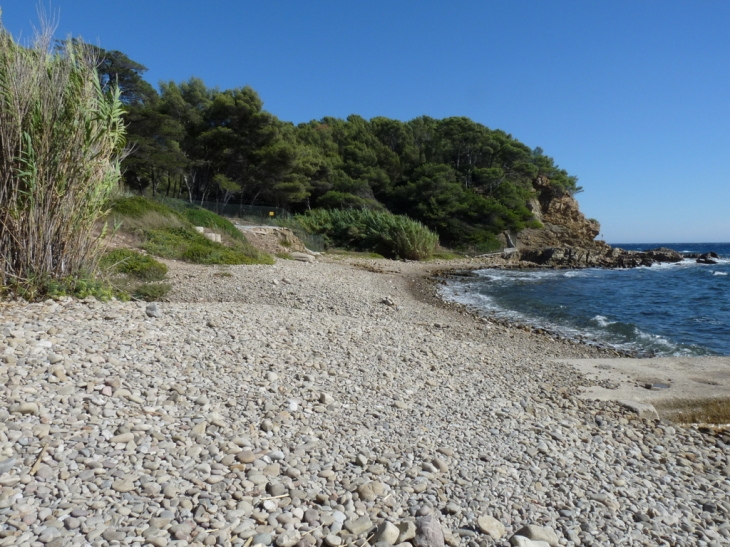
[423,260,639,358]
[433,257,729,360]
[1,255,729,547]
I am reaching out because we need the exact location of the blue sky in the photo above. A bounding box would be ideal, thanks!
[3,1,729,243]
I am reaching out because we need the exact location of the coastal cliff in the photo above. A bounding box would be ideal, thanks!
[506,176,683,268]
[515,175,607,252]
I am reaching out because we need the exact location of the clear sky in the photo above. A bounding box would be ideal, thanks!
[3,1,729,243]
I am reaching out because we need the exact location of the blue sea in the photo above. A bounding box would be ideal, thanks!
[441,243,730,356]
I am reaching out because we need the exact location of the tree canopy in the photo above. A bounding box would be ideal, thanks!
[109,47,582,251]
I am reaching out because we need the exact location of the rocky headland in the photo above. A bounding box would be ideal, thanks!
[499,176,686,269]
[1,256,729,547]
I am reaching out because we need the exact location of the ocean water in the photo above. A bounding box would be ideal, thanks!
[441,243,730,356]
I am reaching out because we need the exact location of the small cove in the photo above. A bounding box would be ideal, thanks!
[441,243,730,356]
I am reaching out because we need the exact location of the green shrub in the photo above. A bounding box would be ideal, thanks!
[143,227,274,265]
[16,276,128,302]
[292,209,439,260]
[159,198,246,241]
[428,250,462,261]
[110,196,173,218]
[99,249,168,281]
[108,196,273,265]
[133,283,171,301]
[315,191,384,211]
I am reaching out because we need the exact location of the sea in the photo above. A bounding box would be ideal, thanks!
[440,243,730,357]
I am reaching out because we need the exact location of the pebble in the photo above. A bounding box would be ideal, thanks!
[415,514,444,547]
[0,457,16,474]
[0,258,725,547]
[252,532,272,546]
[345,516,373,535]
[10,402,39,415]
[477,515,505,539]
[512,525,559,547]
[373,521,401,544]
[112,478,136,492]
[145,302,162,317]
[110,432,134,443]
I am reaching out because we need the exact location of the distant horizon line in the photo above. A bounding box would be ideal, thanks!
[607,241,729,245]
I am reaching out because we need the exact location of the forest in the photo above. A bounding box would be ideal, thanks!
[101,47,581,251]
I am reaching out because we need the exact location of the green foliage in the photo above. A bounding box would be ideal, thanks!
[110,196,173,218]
[102,47,588,251]
[0,21,126,297]
[143,227,273,265]
[133,283,171,301]
[316,191,384,210]
[44,278,122,301]
[294,209,438,260]
[5,275,127,302]
[110,196,273,265]
[99,249,168,281]
[427,250,463,261]
[159,198,246,241]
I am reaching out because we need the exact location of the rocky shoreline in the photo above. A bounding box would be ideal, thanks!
[1,256,729,547]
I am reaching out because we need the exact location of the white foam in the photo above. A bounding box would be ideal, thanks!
[713,271,728,276]
[592,315,615,327]
[441,267,719,358]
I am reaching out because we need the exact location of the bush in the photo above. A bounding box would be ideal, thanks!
[143,227,274,265]
[315,191,384,211]
[133,283,171,301]
[109,196,172,218]
[158,198,246,241]
[0,22,126,296]
[109,196,273,265]
[14,275,125,302]
[99,249,168,281]
[292,209,439,260]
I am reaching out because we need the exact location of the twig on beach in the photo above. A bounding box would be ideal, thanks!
[29,444,48,475]
[257,494,289,501]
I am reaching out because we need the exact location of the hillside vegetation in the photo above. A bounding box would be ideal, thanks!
[92,48,582,252]
[109,196,274,266]
[282,209,439,260]
[0,14,587,301]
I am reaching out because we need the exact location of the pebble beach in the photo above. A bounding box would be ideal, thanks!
[1,256,729,547]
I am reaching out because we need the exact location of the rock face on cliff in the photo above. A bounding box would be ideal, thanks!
[514,175,607,252]
[506,176,683,268]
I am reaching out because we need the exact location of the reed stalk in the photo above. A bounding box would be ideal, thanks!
[0,14,126,296]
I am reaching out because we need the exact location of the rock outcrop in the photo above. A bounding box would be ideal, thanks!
[504,176,684,268]
[513,245,683,268]
[513,175,606,252]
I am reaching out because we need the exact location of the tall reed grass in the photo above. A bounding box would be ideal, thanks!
[0,16,126,295]
[290,209,439,260]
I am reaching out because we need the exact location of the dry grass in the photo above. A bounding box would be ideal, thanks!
[0,18,125,296]
[659,398,730,425]
[109,210,185,233]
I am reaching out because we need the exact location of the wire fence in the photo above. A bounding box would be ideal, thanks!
[196,201,290,222]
